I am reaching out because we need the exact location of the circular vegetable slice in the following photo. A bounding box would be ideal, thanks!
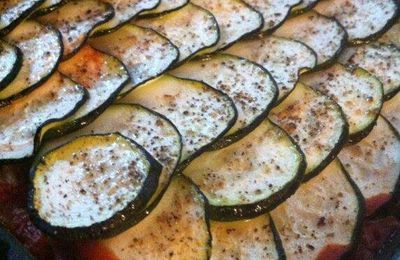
[379,20,400,48]
[225,35,317,101]
[183,119,305,220]
[29,133,162,240]
[0,40,21,91]
[339,43,400,99]
[381,91,400,133]
[339,116,400,216]
[269,83,348,180]
[301,63,383,142]
[274,10,347,67]
[140,0,188,16]
[271,160,364,260]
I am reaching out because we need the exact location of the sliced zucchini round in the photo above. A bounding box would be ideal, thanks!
[225,35,317,101]
[0,225,34,260]
[0,21,62,101]
[171,54,277,146]
[0,72,87,163]
[269,83,348,180]
[91,0,159,36]
[274,10,347,67]
[183,119,305,220]
[242,0,301,33]
[339,116,400,216]
[314,0,399,44]
[40,104,182,216]
[190,0,263,53]
[33,0,64,16]
[0,0,45,35]
[301,63,383,142]
[140,0,189,16]
[46,45,129,138]
[119,75,237,164]
[89,24,179,95]
[29,133,162,240]
[210,215,284,260]
[339,43,400,99]
[134,3,219,63]
[271,160,364,260]
[0,40,21,91]
[290,0,319,15]
[37,0,114,59]
[87,176,210,259]
[381,91,400,133]
[379,20,400,48]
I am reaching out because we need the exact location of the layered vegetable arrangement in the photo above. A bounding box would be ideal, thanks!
[0,0,399,259]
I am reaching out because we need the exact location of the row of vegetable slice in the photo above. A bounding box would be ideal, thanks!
[0,0,399,259]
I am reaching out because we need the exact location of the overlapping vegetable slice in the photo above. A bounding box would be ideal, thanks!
[301,63,383,142]
[381,91,400,133]
[119,75,237,163]
[314,0,399,43]
[140,0,188,16]
[269,83,348,180]
[274,11,347,67]
[0,72,86,163]
[0,40,21,90]
[183,119,305,220]
[171,54,277,145]
[37,0,114,59]
[339,117,400,216]
[225,35,317,101]
[271,160,363,260]
[89,24,179,95]
[33,0,63,16]
[134,3,219,62]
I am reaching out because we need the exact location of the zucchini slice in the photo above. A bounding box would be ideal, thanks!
[291,0,319,15]
[269,83,348,180]
[171,54,277,145]
[89,24,179,95]
[274,11,347,67]
[0,40,21,90]
[88,176,210,259]
[119,75,237,163]
[0,0,44,35]
[339,43,400,99]
[45,45,129,138]
[339,117,400,216]
[210,215,283,260]
[314,0,399,44]
[134,3,219,63]
[242,0,301,32]
[33,0,63,16]
[40,104,182,216]
[0,21,62,101]
[91,0,159,36]
[301,63,383,142]
[190,0,263,52]
[183,119,305,220]
[0,225,34,260]
[0,72,87,163]
[29,133,162,240]
[37,0,114,59]
[271,160,363,260]
[381,92,400,133]
[379,20,400,48]
[225,35,317,101]
[140,0,189,16]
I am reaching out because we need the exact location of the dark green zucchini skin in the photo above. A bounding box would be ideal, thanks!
[0,225,34,260]
[28,134,162,240]
[32,0,66,17]
[268,214,287,260]
[290,0,320,16]
[0,45,22,91]
[139,0,189,18]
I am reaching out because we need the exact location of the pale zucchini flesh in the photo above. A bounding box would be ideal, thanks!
[119,75,237,163]
[339,43,400,99]
[271,160,363,260]
[140,0,189,16]
[0,72,86,162]
[225,35,317,101]
[314,0,399,43]
[0,21,62,101]
[270,83,347,179]
[339,116,400,216]
[37,0,114,59]
[381,91,400,133]
[0,40,21,90]
[171,54,277,144]
[379,20,400,48]
[274,11,347,67]
[97,176,210,260]
[34,0,63,16]
[183,119,305,220]
[134,3,219,62]
[190,0,263,52]
[301,63,383,141]
[89,24,179,95]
